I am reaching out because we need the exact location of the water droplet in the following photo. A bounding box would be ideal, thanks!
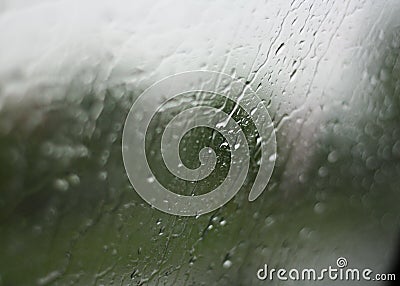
[366,156,380,170]
[299,227,312,239]
[220,142,229,148]
[265,216,275,227]
[299,173,308,183]
[327,150,339,163]
[318,166,328,177]
[269,153,277,162]
[314,202,326,214]
[53,179,69,192]
[222,259,232,269]
[392,141,400,157]
[68,174,80,186]
[98,171,108,181]
[189,256,197,266]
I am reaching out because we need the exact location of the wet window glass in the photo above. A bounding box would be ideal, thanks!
[0,0,399,285]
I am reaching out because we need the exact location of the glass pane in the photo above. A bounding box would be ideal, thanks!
[0,0,399,285]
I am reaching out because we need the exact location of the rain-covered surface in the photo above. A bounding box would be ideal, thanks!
[0,0,400,285]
